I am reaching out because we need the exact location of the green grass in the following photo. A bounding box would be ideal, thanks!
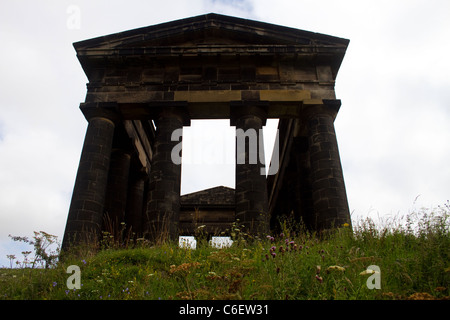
[1,205,449,300]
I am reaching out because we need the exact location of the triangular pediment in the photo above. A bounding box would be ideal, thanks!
[74,13,349,51]
[181,186,235,206]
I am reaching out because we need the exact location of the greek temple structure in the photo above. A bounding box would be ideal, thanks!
[62,13,351,249]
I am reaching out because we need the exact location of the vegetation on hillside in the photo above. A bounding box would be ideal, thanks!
[1,203,449,300]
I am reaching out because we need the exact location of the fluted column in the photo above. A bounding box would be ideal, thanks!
[306,100,351,231]
[62,103,119,250]
[231,102,269,236]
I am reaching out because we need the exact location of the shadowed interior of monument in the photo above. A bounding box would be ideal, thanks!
[178,119,279,239]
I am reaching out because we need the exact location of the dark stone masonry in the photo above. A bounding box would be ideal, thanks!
[62,13,351,250]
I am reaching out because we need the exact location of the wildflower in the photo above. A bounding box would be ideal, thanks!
[81,259,86,265]
[270,246,276,252]
[279,246,284,253]
[65,290,69,295]
[316,265,321,274]
[52,282,57,287]
[315,275,323,283]
[359,268,379,276]
[289,241,295,246]
[276,267,280,274]
[327,266,346,272]
[271,252,276,258]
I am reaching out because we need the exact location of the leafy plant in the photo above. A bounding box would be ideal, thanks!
[8,231,60,268]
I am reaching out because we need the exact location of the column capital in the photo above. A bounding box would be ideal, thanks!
[302,99,341,120]
[80,102,121,124]
[147,101,191,126]
[229,101,269,126]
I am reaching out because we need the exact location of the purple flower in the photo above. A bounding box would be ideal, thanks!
[270,246,276,252]
[52,282,57,287]
[271,252,276,258]
[315,275,323,283]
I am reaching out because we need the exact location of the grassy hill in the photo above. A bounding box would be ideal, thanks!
[1,206,449,300]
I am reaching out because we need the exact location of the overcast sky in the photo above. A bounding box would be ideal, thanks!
[1,0,449,267]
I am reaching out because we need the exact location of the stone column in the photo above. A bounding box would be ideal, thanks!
[62,103,119,250]
[144,106,189,242]
[125,167,148,237]
[231,102,269,236]
[103,148,131,235]
[306,100,351,231]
